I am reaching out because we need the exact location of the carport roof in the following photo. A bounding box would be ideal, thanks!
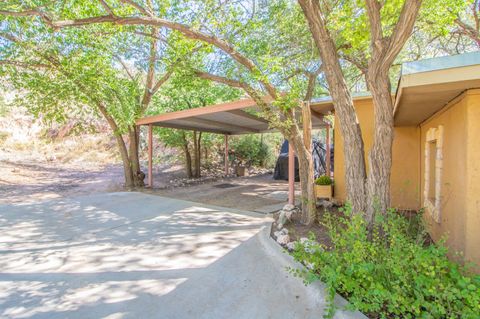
[136,97,332,135]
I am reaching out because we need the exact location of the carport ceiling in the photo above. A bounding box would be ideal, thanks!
[136,97,331,134]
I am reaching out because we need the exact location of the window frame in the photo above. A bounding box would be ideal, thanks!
[424,125,444,223]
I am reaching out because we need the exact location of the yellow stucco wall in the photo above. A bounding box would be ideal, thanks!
[420,89,480,266]
[333,89,480,267]
[465,89,480,267]
[420,93,468,261]
[333,99,420,210]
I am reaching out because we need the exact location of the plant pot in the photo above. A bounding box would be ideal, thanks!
[315,184,332,200]
[236,165,248,177]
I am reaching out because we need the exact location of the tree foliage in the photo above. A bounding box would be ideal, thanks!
[151,71,241,177]
[0,0,478,221]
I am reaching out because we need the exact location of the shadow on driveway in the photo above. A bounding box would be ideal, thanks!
[0,192,361,319]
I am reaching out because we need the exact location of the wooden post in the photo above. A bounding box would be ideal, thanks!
[326,124,331,177]
[224,134,229,176]
[288,141,295,205]
[148,124,153,187]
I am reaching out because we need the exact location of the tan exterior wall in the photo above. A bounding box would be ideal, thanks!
[333,89,480,267]
[420,93,469,260]
[465,89,480,267]
[420,89,480,266]
[333,99,420,210]
[390,127,421,209]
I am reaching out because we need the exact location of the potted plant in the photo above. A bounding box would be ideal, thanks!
[315,175,333,200]
[235,160,248,177]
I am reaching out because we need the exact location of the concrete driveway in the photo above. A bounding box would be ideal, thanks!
[0,192,364,319]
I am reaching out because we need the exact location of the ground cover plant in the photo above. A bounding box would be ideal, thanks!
[291,205,480,318]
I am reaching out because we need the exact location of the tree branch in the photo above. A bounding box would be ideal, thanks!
[115,55,136,81]
[364,0,383,46]
[0,60,51,69]
[151,69,173,94]
[0,9,41,17]
[119,0,154,17]
[194,71,247,89]
[0,9,279,99]
[141,26,159,108]
[99,0,115,15]
[380,0,422,69]
[193,70,278,122]
[455,14,480,47]
[304,64,323,102]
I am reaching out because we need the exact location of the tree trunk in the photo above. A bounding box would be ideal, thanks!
[114,134,135,188]
[184,146,193,179]
[193,131,202,178]
[298,0,367,214]
[181,132,193,178]
[128,126,145,187]
[95,102,136,188]
[289,132,316,225]
[336,95,368,215]
[365,73,395,224]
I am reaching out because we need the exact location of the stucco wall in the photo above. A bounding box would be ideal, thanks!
[333,90,480,267]
[333,99,373,204]
[419,89,480,266]
[465,89,480,267]
[420,93,468,260]
[333,99,420,210]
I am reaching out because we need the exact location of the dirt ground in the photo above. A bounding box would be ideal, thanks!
[148,174,296,212]
[0,156,187,204]
[0,109,292,210]
[0,158,121,204]
[0,155,294,212]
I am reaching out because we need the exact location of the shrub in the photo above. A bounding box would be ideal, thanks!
[230,133,281,168]
[0,96,9,117]
[0,131,9,145]
[315,175,333,185]
[291,205,480,318]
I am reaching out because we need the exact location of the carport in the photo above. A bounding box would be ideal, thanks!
[136,97,333,205]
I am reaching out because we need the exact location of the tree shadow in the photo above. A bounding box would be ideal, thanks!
[0,192,280,318]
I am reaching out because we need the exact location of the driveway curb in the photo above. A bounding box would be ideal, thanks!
[257,222,369,319]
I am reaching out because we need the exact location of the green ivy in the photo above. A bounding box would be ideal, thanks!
[291,206,480,319]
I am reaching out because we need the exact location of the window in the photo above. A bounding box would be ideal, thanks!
[424,126,444,223]
[428,140,437,203]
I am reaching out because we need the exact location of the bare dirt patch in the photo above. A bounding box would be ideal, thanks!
[147,173,291,212]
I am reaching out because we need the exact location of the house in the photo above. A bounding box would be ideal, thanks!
[324,52,480,267]
[136,51,480,268]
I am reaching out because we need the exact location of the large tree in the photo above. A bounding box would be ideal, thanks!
[1,0,468,225]
[0,0,329,224]
[0,3,200,187]
[297,0,466,223]
[153,72,242,178]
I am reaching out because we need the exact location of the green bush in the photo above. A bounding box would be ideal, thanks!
[0,96,8,117]
[291,206,480,318]
[0,131,9,145]
[230,133,281,168]
[315,175,333,185]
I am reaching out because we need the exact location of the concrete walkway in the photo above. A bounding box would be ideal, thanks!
[0,192,365,319]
